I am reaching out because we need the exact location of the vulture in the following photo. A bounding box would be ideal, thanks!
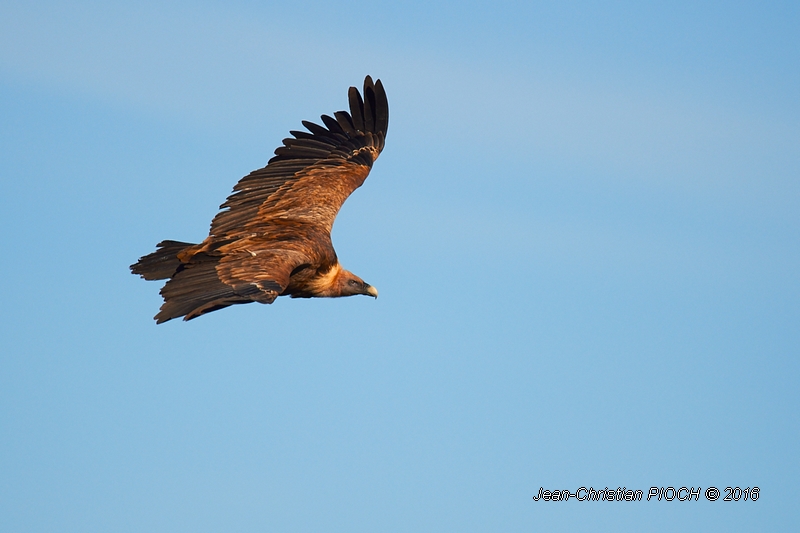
[131,76,388,323]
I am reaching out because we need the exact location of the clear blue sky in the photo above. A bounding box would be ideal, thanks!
[1,1,798,531]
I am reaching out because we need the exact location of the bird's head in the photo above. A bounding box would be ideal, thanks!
[338,270,378,298]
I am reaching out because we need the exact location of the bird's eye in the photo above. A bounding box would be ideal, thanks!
[348,279,359,287]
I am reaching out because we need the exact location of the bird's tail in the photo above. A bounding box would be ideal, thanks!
[132,241,249,323]
[130,240,195,281]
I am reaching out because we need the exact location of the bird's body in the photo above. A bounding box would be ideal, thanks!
[131,76,388,323]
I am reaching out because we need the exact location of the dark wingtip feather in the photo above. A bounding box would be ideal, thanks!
[333,111,357,135]
[320,114,346,135]
[373,79,388,136]
[362,80,375,133]
[348,87,365,131]
[301,120,333,137]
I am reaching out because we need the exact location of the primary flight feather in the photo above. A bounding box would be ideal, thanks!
[131,76,388,323]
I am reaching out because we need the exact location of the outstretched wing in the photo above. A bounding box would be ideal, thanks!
[210,76,389,238]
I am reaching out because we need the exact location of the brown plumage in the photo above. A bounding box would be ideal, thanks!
[131,76,388,323]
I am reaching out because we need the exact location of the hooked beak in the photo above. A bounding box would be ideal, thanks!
[365,285,378,298]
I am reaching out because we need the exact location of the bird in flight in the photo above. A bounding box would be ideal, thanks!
[131,76,388,323]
